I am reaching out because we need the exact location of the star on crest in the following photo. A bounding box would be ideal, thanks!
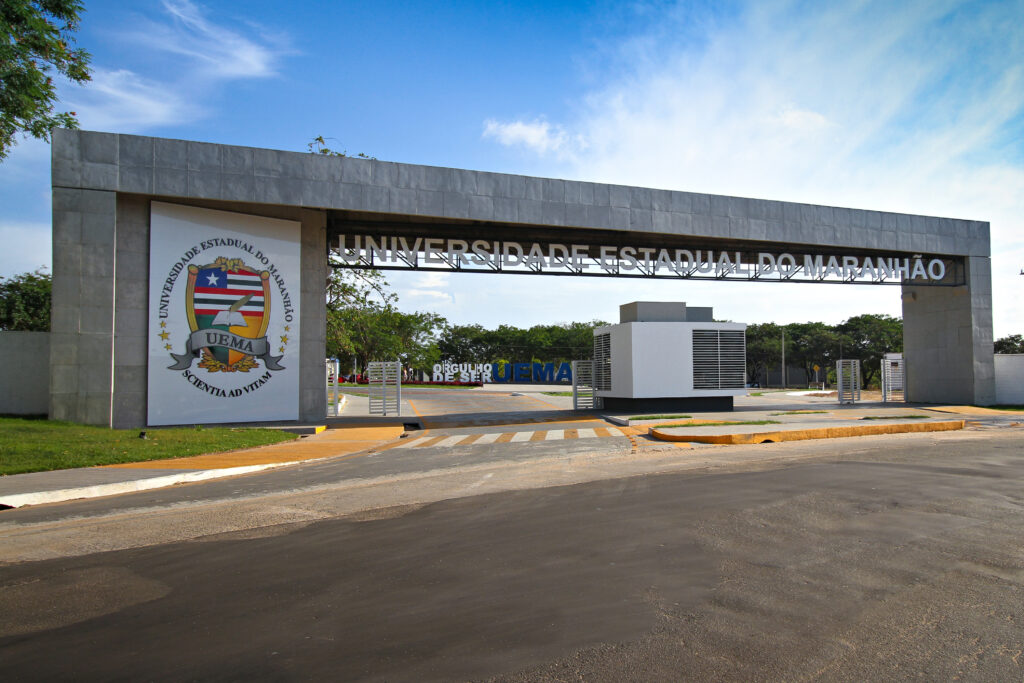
[164,343,173,351]
[159,321,167,328]
[159,331,170,340]
[280,335,289,344]
[206,272,219,286]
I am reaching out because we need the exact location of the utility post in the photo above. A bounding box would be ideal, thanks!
[781,328,787,389]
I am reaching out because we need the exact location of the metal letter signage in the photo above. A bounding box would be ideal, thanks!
[333,235,952,285]
[147,203,301,425]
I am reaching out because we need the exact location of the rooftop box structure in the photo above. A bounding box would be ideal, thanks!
[594,302,747,411]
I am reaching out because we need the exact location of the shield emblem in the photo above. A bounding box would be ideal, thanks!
[185,257,271,372]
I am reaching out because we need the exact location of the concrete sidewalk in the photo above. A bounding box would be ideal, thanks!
[0,425,405,509]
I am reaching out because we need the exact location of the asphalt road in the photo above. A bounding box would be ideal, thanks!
[1,430,1023,681]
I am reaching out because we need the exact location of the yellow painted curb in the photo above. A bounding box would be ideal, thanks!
[649,420,965,445]
[106,425,406,470]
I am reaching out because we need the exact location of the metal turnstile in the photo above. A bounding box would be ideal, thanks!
[837,359,861,404]
[881,353,905,403]
[326,358,341,416]
[367,361,402,416]
[572,360,603,410]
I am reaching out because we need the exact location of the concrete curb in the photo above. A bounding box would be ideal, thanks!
[649,420,966,445]
[0,461,303,509]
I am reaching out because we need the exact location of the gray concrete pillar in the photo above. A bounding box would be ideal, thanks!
[50,187,117,425]
[111,195,150,428]
[299,209,327,421]
[902,255,995,405]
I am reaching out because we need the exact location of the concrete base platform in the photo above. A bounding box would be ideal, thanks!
[600,396,734,412]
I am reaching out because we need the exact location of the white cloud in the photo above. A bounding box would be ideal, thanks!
[393,271,455,308]
[474,0,1024,337]
[153,0,284,79]
[482,118,582,158]
[65,68,196,132]
[58,0,289,134]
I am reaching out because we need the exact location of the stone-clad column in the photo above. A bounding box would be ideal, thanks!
[902,255,995,405]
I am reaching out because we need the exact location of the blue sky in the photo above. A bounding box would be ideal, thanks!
[2,0,1022,336]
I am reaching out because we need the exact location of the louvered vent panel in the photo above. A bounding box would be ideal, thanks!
[718,331,746,388]
[593,333,611,391]
[692,330,746,389]
[692,330,720,389]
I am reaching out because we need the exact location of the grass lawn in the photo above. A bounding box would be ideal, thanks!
[0,417,297,475]
[541,391,574,396]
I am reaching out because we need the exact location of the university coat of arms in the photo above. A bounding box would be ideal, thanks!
[168,256,285,372]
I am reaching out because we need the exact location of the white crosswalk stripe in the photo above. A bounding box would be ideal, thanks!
[389,426,630,450]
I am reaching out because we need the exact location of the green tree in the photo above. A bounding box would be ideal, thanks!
[437,320,609,364]
[745,322,783,385]
[785,322,840,385]
[0,268,51,330]
[437,324,491,362]
[836,313,903,387]
[995,334,1024,354]
[1,0,91,160]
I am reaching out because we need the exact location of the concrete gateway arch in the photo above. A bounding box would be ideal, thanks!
[49,129,994,428]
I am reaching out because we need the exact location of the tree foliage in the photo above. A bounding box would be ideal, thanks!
[744,322,783,385]
[0,268,51,331]
[784,321,841,384]
[836,313,902,386]
[995,334,1024,354]
[325,264,445,373]
[437,320,609,365]
[0,0,91,160]
[307,135,374,160]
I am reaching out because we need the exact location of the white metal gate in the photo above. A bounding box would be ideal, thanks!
[367,361,402,416]
[881,353,905,403]
[572,360,603,410]
[326,359,342,416]
[837,359,861,404]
